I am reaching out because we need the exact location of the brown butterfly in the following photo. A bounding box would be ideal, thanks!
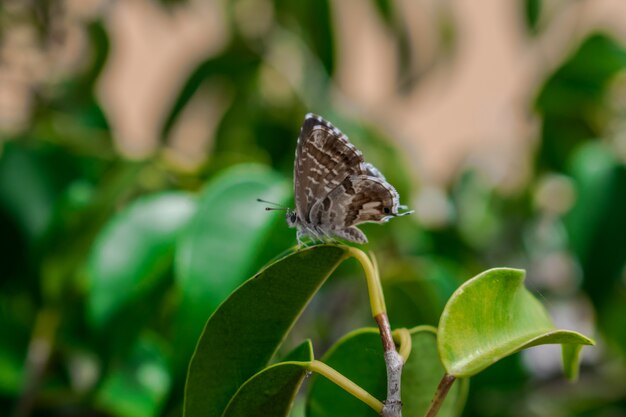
[261,114,412,245]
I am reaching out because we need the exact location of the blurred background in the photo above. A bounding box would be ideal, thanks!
[1,0,626,416]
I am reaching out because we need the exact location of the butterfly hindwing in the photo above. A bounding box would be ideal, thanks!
[308,175,399,243]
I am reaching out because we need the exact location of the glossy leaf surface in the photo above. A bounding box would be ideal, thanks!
[438,268,594,378]
[222,340,314,417]
[184,245,347,417]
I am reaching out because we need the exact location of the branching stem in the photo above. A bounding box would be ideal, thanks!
[347,247,406,417]
[13,308,59,417]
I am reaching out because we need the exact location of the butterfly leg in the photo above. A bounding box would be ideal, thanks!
[309,227,325,245]
[317,227,340,245]
[296,229,309,248]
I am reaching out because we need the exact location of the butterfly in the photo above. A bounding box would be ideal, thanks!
[262,113,412,245]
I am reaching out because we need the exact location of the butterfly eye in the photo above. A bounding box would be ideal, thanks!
[383,207,391,214]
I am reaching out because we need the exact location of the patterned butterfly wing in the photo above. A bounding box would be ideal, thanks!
[294,114,366,224]
[309,175,402,243]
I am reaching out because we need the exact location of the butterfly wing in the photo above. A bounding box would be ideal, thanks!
[308,175,403,243]
[294,114,366,224]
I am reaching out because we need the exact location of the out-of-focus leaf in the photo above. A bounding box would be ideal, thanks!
[49,21,110,131]
[452,171,502,250]
[274,0,335,76]
[536,33,626,169]
[525,0,541,33]
[161,45,260,142]
[565,143,626,306]
[601,289,626,359]
[372,0,394,26]
[383,257,462,328]
[438,268,594,378]
[184,245,348,417]
[565,143,626,359]
[222,340,314,417]
[88,192,196,328]
[95,334,171,417]
[307,327,467,417]
[0,296,29,395]
[0,144,58,242]
[174,164,290,366]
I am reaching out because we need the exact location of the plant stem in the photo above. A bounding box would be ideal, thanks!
[308,360,384,413]
[392,328,412,363]
[375,313,404,417]
[13,308,60,417]
[346,247,386,316]
[424,373,456,417]
[348,248,404,417]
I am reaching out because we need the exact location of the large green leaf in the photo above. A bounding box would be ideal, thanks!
[222,340,314,417]
[88,192,196,328]
[174,164,291,367]
[438,268,594,378]
[307,327,467,417]
[184,245,348,417]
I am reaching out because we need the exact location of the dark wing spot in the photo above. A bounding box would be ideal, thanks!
[384,207,391,214]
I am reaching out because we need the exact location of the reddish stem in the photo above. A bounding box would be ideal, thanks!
[425,373,456,417]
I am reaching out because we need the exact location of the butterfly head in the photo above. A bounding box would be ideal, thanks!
[286,209,299,228]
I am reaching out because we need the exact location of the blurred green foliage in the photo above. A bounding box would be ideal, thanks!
[0,0,625,416]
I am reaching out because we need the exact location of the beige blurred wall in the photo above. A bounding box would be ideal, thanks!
[2,0,626,186]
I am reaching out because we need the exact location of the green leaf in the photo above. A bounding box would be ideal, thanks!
[282,339,315,363]
[536,33,626,170]
[306,329,384,417]
[307,327,467,417]
[565,143,626,306]
[184,245,347,417]
[402,327,468,416]
[274,0,335,75]
[222,340,314,417]
[438,268,594,379]
[88,192,196,328]
[95,334,171,417]
[0,143,58,243]
[174,164,291,367]
[524,0,541,33]
[0,296,29,395]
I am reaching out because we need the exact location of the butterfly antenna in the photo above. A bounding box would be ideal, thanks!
[256,198,289,211]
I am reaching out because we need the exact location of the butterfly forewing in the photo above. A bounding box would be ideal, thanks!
[295,114,365,223]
